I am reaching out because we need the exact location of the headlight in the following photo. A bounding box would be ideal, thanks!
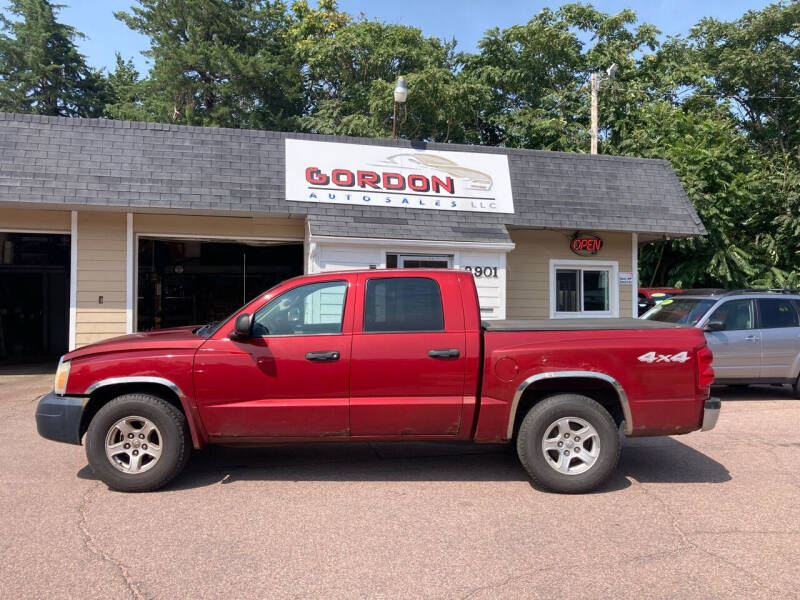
[54,359,70,395]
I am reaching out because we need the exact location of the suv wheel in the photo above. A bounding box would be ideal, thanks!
[794,375,800,399]
[85,393,191,492]
[516,394,620,494]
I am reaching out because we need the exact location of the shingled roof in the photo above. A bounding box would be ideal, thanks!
[0,112,705,242]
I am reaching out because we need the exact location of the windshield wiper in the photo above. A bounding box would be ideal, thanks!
[195,320,219,337]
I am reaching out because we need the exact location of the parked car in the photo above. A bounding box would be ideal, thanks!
[37,270,717,494]
[641,289,800,395]
[637,287,687,316]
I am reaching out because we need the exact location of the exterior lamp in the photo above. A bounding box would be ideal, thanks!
[392,76,408,139]
[590,63,618,154]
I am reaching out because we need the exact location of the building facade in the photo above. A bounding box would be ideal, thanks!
[0,113,705,359]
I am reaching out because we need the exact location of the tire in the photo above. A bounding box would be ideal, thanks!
[85,393,191,493]
[516,393,620,494]
[794,375,800,399]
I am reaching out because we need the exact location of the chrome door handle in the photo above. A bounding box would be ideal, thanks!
[745,335,760,341]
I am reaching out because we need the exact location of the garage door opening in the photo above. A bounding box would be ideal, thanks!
[137,238,304,331]
[0,233,70,362]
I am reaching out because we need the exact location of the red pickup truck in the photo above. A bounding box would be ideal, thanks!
[36,269,718,494]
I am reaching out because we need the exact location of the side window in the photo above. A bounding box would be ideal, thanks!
[252,281,347,336]
[708,299,755,331]
[553,266,611,314]
[363,277,444,333]
[758,299,800,329]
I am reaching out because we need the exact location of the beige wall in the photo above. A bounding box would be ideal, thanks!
[506,229,635,319]
[0,207,70,231]
[75,212,127,346]
[71,213,306,347]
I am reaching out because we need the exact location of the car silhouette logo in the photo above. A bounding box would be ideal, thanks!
[373,153,494,191]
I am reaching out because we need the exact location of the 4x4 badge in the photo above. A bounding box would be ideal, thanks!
[637,351,690,364]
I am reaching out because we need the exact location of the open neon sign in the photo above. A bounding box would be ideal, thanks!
[570,234,603,255]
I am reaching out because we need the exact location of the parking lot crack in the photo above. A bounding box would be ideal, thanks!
[629,477,782,596]
[456,545,691,600]
[78,485,147,600]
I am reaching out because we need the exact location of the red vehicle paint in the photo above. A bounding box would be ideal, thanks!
[38,270,719,493]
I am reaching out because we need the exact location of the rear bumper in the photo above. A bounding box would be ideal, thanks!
[35,392,86,445]
[701,397,721,431]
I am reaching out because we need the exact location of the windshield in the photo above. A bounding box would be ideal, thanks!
[641,298,715,325]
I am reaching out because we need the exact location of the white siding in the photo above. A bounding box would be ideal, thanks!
[309,240,510,319]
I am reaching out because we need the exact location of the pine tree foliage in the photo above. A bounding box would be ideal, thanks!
[0,0,106,116]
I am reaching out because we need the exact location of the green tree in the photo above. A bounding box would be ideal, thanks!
[301,19,487,141]
[618,101,767,287]
[463,4,660,151]
[0,0,106,116]
[688,0,800,154]
[115,0,306,129]
[104,53,158,121]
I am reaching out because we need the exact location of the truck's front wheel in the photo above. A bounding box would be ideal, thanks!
[516,394,620,493]
[85,393,191,493]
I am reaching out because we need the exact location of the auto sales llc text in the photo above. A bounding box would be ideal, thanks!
[306,191,498,211]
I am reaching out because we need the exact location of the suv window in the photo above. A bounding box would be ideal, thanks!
[363,277,444,333]
[757,299,800,329]
[252,281,347,336]
[708,299,755,331]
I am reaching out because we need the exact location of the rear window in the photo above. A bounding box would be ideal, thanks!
[641,298,715,325]
[363,277,444,332]
[758,299,800,329]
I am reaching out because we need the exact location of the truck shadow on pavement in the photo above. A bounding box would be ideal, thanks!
[78,435,730,494]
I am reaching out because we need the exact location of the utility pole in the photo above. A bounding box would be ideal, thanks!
[589,64,617,155]
[590,72,599,155]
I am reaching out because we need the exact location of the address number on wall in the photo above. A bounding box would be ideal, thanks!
[464,266,499,278]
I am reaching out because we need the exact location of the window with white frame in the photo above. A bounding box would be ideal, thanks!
[550,260,618,318]
[386,253,453,269]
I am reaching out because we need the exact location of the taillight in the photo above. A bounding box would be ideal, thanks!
[697,345,715,391]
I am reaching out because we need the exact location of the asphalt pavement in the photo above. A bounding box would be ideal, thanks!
[1,373,798,599]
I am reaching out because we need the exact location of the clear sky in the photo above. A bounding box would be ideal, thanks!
[39,0,775,74]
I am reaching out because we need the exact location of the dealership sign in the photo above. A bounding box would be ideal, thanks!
[285,139,514,213]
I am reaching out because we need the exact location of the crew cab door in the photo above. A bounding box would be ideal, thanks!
[756,298,800,379]
[349,273,467,436]
[193,277,355,438]
[703,298,761,379]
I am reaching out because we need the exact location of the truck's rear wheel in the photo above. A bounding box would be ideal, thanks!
[516,393,620,494]
[85,393,191,492]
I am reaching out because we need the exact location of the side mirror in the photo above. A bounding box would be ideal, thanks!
[703,320,725,332]
[232,313,251,338]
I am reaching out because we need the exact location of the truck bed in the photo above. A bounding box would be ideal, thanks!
[482,317,688,331]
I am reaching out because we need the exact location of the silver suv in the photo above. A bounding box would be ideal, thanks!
[641,290,800,395]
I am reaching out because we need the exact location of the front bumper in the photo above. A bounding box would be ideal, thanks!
[701,397,721,431]
[35,392,86,445]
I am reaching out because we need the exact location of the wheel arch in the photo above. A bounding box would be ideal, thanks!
[507,371,632,439]
[80,377,204,448]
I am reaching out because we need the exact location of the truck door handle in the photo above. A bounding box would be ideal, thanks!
[428,348,460,359]
[745,335,760,341]
[305,351,340,362]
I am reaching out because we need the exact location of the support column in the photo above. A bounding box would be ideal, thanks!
[68,211,77,351]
